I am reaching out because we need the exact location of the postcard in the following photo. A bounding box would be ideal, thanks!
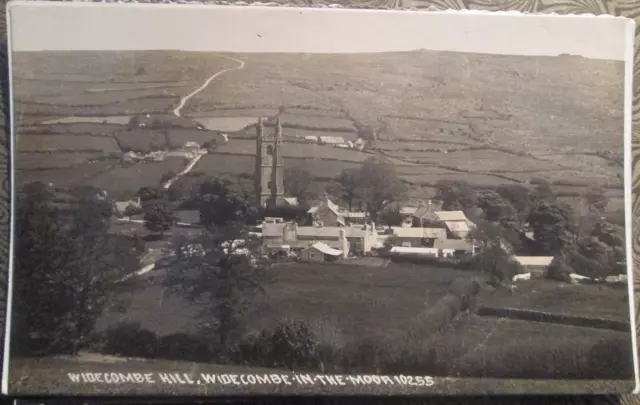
[3,0,638,396]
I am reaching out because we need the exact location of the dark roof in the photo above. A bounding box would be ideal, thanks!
[176,210,200,225]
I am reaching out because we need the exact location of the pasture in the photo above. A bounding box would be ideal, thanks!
[479,280,630,322]
[213,139,369,163]
[17,135,121,153]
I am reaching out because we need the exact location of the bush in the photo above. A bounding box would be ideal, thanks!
[235,320,322,371]
[156,333,221,363]
[103,321,157,358]
[547,255,572,282]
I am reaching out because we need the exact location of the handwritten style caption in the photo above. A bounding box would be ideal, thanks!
[68,372,435,387]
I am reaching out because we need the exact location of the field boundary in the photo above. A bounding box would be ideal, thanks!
[477,306,631,332]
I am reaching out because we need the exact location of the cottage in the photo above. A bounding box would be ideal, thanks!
[513,256,553,277]
[434,210,476,239]
[262,222,377,255]
[390,227,447,248]
[308,198,345,227]
[301,242,343,263]
[318,136,346,145]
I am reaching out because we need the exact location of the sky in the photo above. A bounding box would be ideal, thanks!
[7,1,635,61]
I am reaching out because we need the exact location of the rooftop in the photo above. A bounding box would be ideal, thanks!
[307,242,343,256]
[434,238,474,251]
[391,227,447,239]
[513,256,554,267]
[434,210,469,222]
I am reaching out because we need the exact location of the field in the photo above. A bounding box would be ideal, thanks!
[12,50,625,204]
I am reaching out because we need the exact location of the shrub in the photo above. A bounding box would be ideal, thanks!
[547,255,572,282]
[235,319,322,371]
[103,321,157,358]
[156,333,221,363]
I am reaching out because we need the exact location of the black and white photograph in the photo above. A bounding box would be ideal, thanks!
[3,1,638,396]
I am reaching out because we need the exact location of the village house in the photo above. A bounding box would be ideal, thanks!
[307,197,368,227]
[390,227,447,248]
[434,210,476,239]
[300,242,345,263]
[261,221,378,255]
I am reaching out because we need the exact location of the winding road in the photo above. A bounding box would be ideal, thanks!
[172,54,246,117]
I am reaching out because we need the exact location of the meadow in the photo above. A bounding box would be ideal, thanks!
[12,49,625,206]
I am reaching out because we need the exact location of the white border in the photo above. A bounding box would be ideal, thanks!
[623,19,640,395]
[3,1,16,395]
[2,2,639,395]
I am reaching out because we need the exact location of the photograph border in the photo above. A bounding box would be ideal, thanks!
[1,0,640,399]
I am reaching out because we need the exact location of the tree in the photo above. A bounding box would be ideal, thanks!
[547,255,573,282]
[434,180,476,212]
[531,179,556,203]
[144,200,177,237]
[476,189,517,222]
[137,186,167,203]
[13,182,141,355]
[584,187,608,214]
[197,176,258,228]
[166,216,268,351]
[496,184,532,219]
[527,202,576,255]
[284,165,313,204]
[379,205,403,229]
[332,168,360,211]
[353,157,407,222]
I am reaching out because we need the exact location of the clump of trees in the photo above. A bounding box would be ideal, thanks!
[12,182,144,356]
[330,157,407,222]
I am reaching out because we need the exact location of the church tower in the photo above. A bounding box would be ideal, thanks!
[255,117,285,208]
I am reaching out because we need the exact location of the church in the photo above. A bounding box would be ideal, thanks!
[254,117,286,208]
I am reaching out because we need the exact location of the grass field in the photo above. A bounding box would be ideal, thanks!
[478,280,630,322]
[12,50,625,196]
[17,134,121,153]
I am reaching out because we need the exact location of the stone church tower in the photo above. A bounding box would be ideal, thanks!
[255,117,285,208]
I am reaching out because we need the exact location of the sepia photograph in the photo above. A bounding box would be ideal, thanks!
[3,1,638,396]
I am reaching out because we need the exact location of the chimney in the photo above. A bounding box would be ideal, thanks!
[339,228,349,259]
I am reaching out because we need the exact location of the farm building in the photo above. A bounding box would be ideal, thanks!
[513,256,554,276]
[434,210,476,239]
[300,242,344,262]
[434,238,475,257]
[390,227,447,248]
[411,203,440,226]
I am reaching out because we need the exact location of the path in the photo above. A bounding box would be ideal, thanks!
[161,152,206,190]
[172,54,246,117]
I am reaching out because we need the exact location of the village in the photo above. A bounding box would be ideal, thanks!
[105,115,625,286]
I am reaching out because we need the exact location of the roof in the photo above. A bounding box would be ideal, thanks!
[284,197,299,206]
[262,222,285,237]
[392,227,447,239]
[306,242,343,256]
[434,238,474,251]
[444,221,470,233]
[344,212,366,218]
[434,211,468,222]
[296,225,369,239]
[513,256,554,267]
[176,210,200,225]
[400,206,418,215]
[390,246,439,255]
